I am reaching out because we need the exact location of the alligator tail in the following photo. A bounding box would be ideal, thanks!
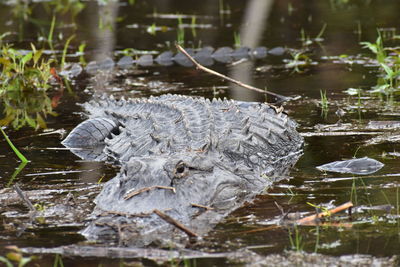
[62,117,121,148]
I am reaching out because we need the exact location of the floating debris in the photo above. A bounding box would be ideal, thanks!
[316,157,384,175]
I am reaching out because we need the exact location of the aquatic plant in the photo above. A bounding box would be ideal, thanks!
[300,23,327,47]
[46,0,85,18]
[233,31,241,48]
[191,16,197,37]
[286,50,312,73]
[360,34,386,63]
[288,225,304,252]
[176,15,185,45]
[53,254,64,267]
[0,127,28,163]
[0,44,56,130]
[61,34,75,68]
[361,32,400,98]
[320,89,329,118]
[0,246,34,267]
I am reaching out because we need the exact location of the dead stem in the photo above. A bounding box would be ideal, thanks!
[124,185,176,200]
[296,201,353,225]
[175,44,289,102]
[191,203,214,210]
[13,183,36,212]
[153,209,198,238]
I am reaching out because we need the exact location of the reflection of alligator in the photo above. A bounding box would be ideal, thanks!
[61,46,286,76]
[62,94,303,246]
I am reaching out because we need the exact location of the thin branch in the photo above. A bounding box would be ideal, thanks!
[296,201,353,225]
[13,183,36,212]
[191,203,214,210]
[176,44,289,101]
[124,185,176,200]
[153,209,198,238]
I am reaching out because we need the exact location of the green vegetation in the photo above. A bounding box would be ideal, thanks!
[361,32,400,99]
[53,254,64,267]
[176,15,185,45]
[286,50,312,73]
[0,45,56,130]
[0,246,35,267]
[191,16,197,37]
[288,225,304,252]
[0,127,28,163]
[300,23,327,47]
[233,31,241,48]
[319,89,329,117]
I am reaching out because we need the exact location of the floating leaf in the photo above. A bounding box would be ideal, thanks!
[343,88,361,96]
[317,157,384,175]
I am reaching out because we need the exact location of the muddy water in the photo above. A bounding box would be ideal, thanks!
[0,0,399,265]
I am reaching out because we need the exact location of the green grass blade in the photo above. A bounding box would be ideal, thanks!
[61,35,75,68]
[48,15,56,51]
[6,161,27,187]
[0,256,13,267]
[0,127,28,163]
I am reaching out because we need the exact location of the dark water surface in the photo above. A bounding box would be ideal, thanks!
[0,0,399,265]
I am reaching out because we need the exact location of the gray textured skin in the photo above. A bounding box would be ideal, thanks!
[62,94,303,246]
[62,46,286,77]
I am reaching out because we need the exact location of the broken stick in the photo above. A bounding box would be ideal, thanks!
[13,183,36,212]
[296,201,353,225]
[124,185,176,200]
[153,209,198,238]
[176,44,289,102]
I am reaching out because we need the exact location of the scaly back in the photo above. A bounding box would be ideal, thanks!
[63,94,303,174]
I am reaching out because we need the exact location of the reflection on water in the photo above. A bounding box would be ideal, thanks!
[0,0,400,265]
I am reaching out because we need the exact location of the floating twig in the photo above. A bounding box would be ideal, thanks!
[191,203,214,210]
[296,201,353,225]
[13,183,36,212]
[153,209,198,238]
[124,185,176,200]
[176,44,288,102]
[296,221,353,228]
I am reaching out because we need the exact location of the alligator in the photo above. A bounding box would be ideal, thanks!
[62,94,303,246]
[60,46,287,77]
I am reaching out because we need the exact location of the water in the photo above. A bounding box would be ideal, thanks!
[0,0,399,265]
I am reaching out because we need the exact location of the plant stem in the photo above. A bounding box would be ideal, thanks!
[0,127,28,163]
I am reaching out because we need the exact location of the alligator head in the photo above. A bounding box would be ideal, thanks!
[80,150,299,246]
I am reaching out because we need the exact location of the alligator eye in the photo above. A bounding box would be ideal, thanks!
[176,165,185,174]
[174,162,188,178]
